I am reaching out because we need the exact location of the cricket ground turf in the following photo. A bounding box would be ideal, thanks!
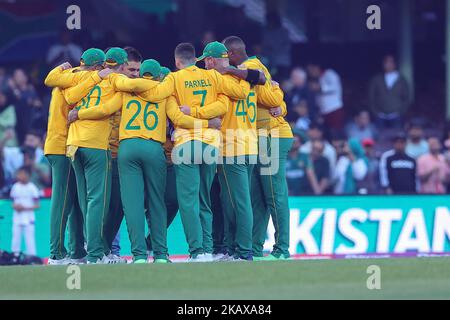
[0,258,449,300]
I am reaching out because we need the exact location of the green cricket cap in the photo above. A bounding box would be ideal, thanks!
[105,47,128,66]
[140,59,162,78]
[197,41,228,61]
[160,67,171,80]
[80,48,105,66]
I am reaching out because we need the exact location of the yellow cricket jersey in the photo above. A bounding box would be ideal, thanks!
[241,57,293,138]
[190,74,258,157]
[77,89,209,144]
[108,111,121,157]
[107,74,153,157]
[43,66,103,155]
[67,73,152,151]
[139,65,250,148]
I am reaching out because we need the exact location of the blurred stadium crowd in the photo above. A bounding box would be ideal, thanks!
[283,57,450,196]
[0,2,449,198]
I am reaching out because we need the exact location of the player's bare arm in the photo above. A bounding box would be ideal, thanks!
[216,65,266,86]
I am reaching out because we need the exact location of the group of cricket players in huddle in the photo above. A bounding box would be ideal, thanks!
[44,35,293,264]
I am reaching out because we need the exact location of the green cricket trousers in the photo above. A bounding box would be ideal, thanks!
[252,137,293,258]
[173,140,218,257]
[103,157,124,254]
[218,156,255,259]
[47,155,86,260]
[145,163,179,252]
[71,148,111,263]
[146,165,226,255]
[118,138,168,261]
[211,174,225,255]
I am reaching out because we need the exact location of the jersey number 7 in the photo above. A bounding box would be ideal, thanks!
[193,90,207,107]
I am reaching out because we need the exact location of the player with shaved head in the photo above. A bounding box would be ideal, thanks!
[223,36,294,261]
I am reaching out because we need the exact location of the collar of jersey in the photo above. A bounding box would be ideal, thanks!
[245,56,257,62]
[183,63,197,70]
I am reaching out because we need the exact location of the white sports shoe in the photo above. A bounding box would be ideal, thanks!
[212,253,226,261]
[186,253,213,263]
[200,253,214,262]
[197,253,214,262]
[47,257,72,265]
[107,253,128,264]
[87,255,127,264]
[186,256,201,263]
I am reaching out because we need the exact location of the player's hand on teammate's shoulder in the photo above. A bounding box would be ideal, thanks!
[59,62,72,70]
[180,105,191,115]
[208,117,222,130]
[67,109,79,126]
[271,80,280,87]
[269,107,282,117]
[59,62,72,71]
[98,68,113,79]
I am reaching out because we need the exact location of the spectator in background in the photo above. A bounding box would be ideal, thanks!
[445,146,450,194]
[286,134,317,196]
[22,146,51,190]
[330,130,347,164]
[300,123,337,177]
[417,137,450,194]
[262,12,291,80]
[285,67,317,123]
[293,100,312,132]
[333,139,368,194]
[369,54,410,128]
[307,140,330,195]
[307,61,344,130]
[1,129,47,188]
[345,110,378,142]
[4,69,43,144]
[406,123,429,159]
[380,133,417,194]
[10,167,40,256]
[359,138,381,194]
[46,31,83,68]
[443,123,450,193]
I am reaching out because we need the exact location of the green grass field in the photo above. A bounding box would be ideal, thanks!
[1,258,449,300]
